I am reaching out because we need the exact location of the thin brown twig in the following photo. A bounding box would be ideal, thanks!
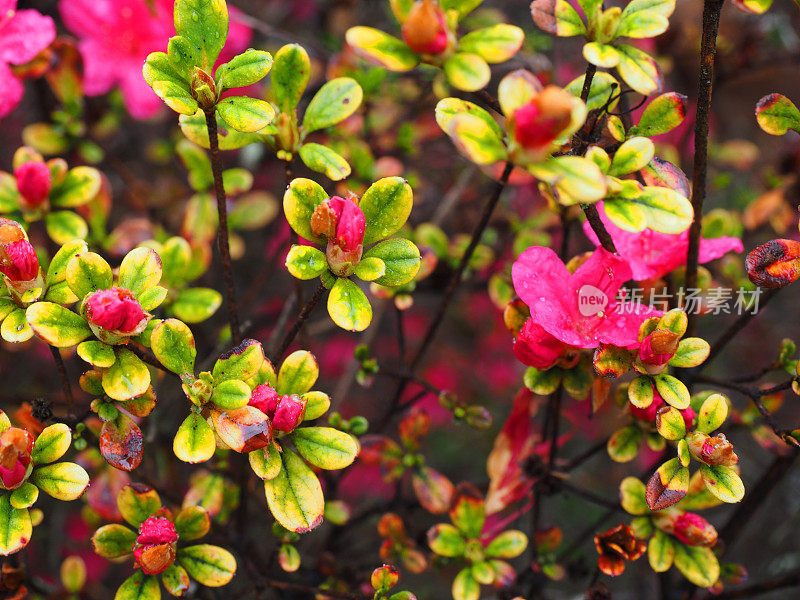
[272,282,326,362]
[49,346,74,415]
[204,108,242,345]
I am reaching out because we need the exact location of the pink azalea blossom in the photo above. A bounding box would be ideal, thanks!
[511,246,660,366]
[59,0,253,120]
[582,204,743,281]
[0,1,56,118]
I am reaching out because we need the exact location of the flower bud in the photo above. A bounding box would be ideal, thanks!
[86,287,150,334]
[638,329,679,367]
[133,516,178,575]
[249,383,280,415]
[0,239,39,282]
[746,239,800,288]
[672,513,718,547]
[311,196,366,277]
[511,87,574,152]
[686,431,739,466]
[629,388,665,422]
[190,67,217,109]
[513,319,565,369]
[249,384,307,433]
[14,161,52,208]
[401,0,450,55]
[0,427,33,490]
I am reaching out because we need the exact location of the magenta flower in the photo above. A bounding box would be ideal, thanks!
[249,384,306,433]
[0,1,56,118]
[133,516,178,575]
[582,204,743,281]
[59,0,253,120]
[14,160,52,207]
[511,246,660,366]
[0,238,39,282]
[86,287,149,333]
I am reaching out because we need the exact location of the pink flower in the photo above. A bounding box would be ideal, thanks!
[249,384,307,432]
[511,246,660,354]
[0,1,56,118]
[583,204,743,281]
[133,516,178,575]
[0,427,33,489]
[512,96,571,151]
[59,0,253,120]
[672,513,717,547]
[14,160,52,207]
[0,239,39,282]
[311,196,366,253]
[630,389,695,429]
[512,319,566,369]
[86,287,148,333]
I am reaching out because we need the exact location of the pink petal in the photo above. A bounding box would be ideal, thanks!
[0,9,55,65]
[599,301,662,348]
[77,38,117,96]
[513,320,565,369]
[0,62,23,118]
[119,68,164,120]
[570,246,632,299]
[697,236,743,264]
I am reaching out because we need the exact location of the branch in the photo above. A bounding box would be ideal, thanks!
[701,568,800,600]
[204,108,242,345]
[271,282,326,362]
[705,289,778,364]
[49,346,74,415]
[685,0,725,334]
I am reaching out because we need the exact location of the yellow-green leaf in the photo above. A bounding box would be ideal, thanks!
[264,449,324,532]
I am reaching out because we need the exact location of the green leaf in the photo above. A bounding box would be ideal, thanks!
[30,423,71,464]
[174,0,228,72]
[115,571,161,600]
[630,92,687,137]
[696,393,728,434]
[49,166,101,208]
[457,24,524,64]
[443,53,491,92]
[264,449,325,532]
[607,425,642,463]
[174,413,216,463]
[756,93,800,135]
[102,348,150,401]
[217,97,275,133]
[653,374,690,410]
[285,245,328,280]
[212,379,252,410]
[152,80,199,115]
[583,42,620,68]
[46,239,88,287]
[303,78,363,133]
[151,318,197,378]
[616,44,660,95]
[362,238,420,286]
[228,191,279,230]
[178,544,236,587]
[302,391,330,421]
[45,211,88,244]
[291,427,360,470]
[442,111,507,166]
[283,178,328,243]
[360,177,414,245]
[26,302,91,347]
[167,35,199,78]
[452,568,480,600]
[450,495,485,539]
[1,308,33,343]
[484,530,528,559]
[440,0,482,18]
[608,137,655,177]
[31,462,89,500]
[646,457,689,510]
[436,97,504,139]
[174,506,211,541]
[529,156,608,204]
[9,483,38,509]
[161,564,191,597]
[673,542,720,588]
[354,257,385,282]
[270,44,310,112]
[66,252,112,299]
[699,464,744,504]
[217,48,273,90]
[668,337,710,368]
[0,495,31,555]
[617,0,673,38]
[212,338,266,382]
[0,172,20,212]
[179,110,260,150]
[249,444,283,480]
[648,530,675,572]
[117,484,161,527]
[345,27,419,72]
[119,247,162,299]
[566,71,620,112]
[619,476,649,515]
[144,51,187,89]
[428,523,466,557]
[655,406,686,440]
[298,143,351,181]
[91,524,136,558]
[327,278,372,332]
[171,288,222,323]
[607,186,692,234]
[523,366,562,396]
[276,350,319,395]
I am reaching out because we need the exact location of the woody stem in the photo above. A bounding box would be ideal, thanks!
[49,346,74,416]
[204,107,242,346]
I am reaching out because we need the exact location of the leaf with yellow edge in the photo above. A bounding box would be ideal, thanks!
[31,462,89,500]
[264,449,324,532]
[0,494,32,555]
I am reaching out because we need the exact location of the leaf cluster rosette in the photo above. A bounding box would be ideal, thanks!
[427,490,527,600]
[346,0,524,93]
[533,0,675,95]
[0,412,89,556]
[182,43,365,182]
[143,0,275,132]
[26,246,166,402]
[0,146,102,244]
[91,484,236,598]
[284,176,421,331]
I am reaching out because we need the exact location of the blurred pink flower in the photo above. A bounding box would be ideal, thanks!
[59,0,253,119]
[0,0,56,118]
[583,204,743,281]
[512,246,659,357]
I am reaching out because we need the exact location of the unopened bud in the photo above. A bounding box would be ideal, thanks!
[672,512,718,547]
[15,161,52,208]
[746,239,800,288]
[190,68,217,109]
[686,431,739,466]
[401,0,450,55]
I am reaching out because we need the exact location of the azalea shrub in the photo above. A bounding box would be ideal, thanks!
[2,0,800,599]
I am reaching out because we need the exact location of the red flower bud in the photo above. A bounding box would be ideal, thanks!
[311,196,366,253]
[746,238,800,288]
[512,319,565,369]
[686,431,739,466]
[249,385,307,432]
[249,383,280,415]
[638,330,679,367]
[511,87,574,151]
[629,388,665,422]
[401,0,450,55]
[0,239,39,282]
[133,516,178,575]
[0,427,33,490]
[14,161,52,207]
[673,513,718,547]
[86,287,149,334]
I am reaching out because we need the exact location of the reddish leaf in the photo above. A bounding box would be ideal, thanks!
[99,415,144,471]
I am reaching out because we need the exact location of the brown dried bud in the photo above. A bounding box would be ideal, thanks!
[746,238,800,288]
[686,431,739,466]
[594,524,646,576]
